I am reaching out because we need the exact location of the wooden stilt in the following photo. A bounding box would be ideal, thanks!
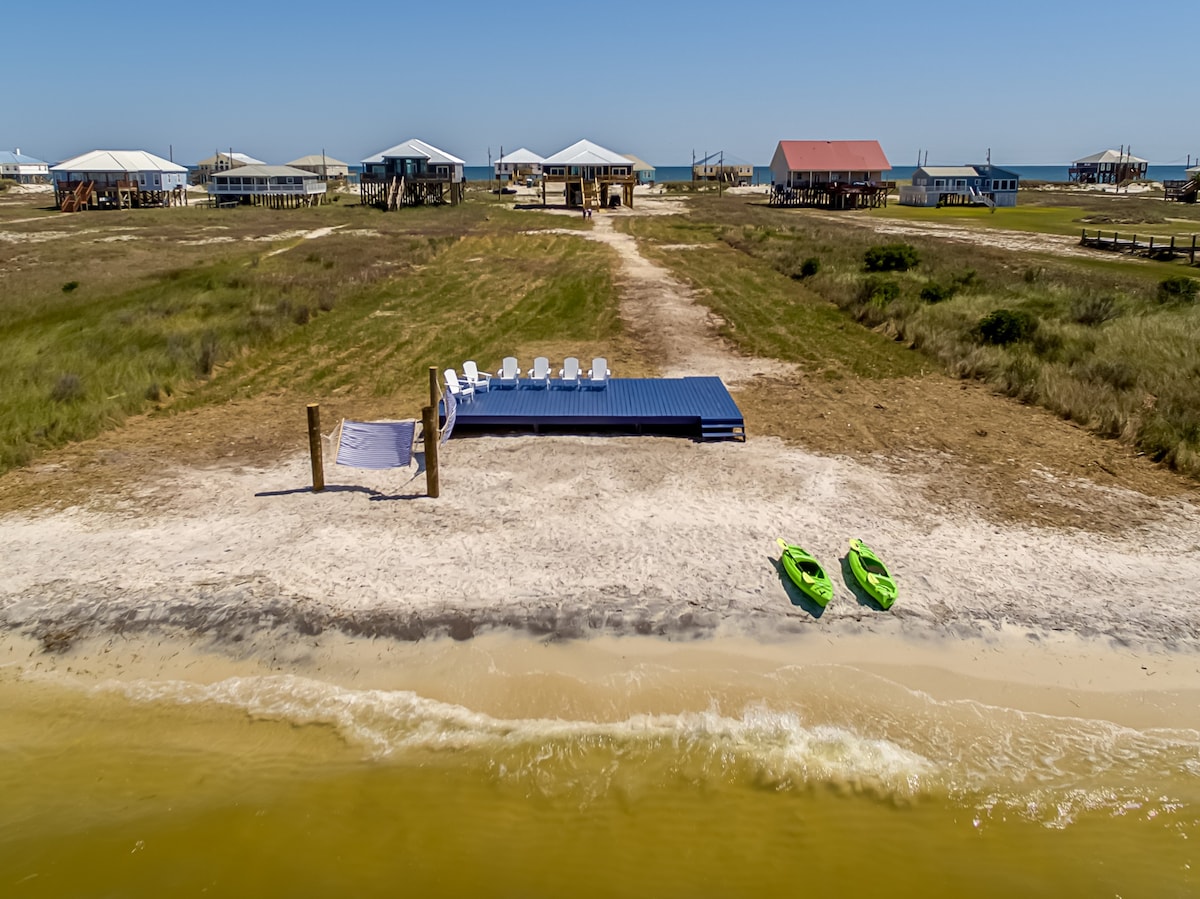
[307,403,325,492]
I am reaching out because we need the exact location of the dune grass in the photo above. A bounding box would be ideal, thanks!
[640,195,1200,476]
[0,200,620,472]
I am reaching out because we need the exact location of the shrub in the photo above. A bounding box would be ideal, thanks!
[864,243,920,272]
[292,304,311,325]
[800,257,821,278]
[859,276,900,306]
[62,281,79,293]
[1082,358,1137,391]
[975,309,1038,346]
[1157,276,1199,305]
[919,282,956,304]
[951,269,981,292]
[0,178,16,193]
[1070,294,1120,326]
[50,373,84,403]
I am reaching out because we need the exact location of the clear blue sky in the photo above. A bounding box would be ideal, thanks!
[7,0,1197,168]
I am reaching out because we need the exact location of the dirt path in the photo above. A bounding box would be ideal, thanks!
[815,213,1100,259]
[538,212,797,384]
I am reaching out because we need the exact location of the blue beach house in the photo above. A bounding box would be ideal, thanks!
[899,165,1019,208]
[359,138,465,209]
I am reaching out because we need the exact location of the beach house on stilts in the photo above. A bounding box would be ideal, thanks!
[1069,149,1148,185]
[899,165,1019,208]
[1,149,50,183]
[494,148,545,182]
[51,150,188,211]
[359,139,465,209]
[540,139,637,209]
[207,164,327,208]
[768,140,892,209]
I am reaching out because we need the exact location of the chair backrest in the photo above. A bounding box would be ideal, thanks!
[561,357,580,380]
[463,360,482,383]
[498,356,519,379]
[531,356,550,379]
[444,368,466,395]
[589,357,609,381]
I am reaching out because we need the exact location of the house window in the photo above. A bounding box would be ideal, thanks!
[934,180,945,188]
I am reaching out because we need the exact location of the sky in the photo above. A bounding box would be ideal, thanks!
[6,0,1197,168]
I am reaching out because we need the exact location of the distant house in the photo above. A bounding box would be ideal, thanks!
[1069,150,1148,185]
[899,165,1019,208]
[624,154,656,185]
[0,149,50,183]
[693,155,752,185]
[1188,165,1200,181]
[768,140,892,209]
[195,151,265,184]
[494,148,545,181]
[360,138,465,209]
[286,154,350,180]
[541,139,637,208]
[51,149,188,211]
[208,164,327,208]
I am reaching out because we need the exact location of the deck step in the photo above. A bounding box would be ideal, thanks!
[700,420,746,441]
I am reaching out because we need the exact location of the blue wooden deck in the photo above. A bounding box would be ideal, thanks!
[443,377,745,441]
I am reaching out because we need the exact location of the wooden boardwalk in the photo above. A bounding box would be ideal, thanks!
[443,377,745,441]
[1079,229,1199,264]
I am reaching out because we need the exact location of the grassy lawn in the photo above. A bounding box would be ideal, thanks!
[867,189,1200,239]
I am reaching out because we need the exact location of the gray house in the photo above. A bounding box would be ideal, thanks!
[899,165,1019,208]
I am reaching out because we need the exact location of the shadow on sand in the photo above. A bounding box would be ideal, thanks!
[838,555,883,610]
[255,452,429,502]
[769,556,825,619]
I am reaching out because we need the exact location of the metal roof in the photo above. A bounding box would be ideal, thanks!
[286,154,350,168]
[1073,149,1148,165]
[624,154,655,172]
[51,149,188,173]
[210,164,319,178]
[0,150,48,165]
[919,166,982,177]
[1189,165,1200,177]
[496,147,545,165]
[195,151,265,166]
[543,139,631,166]
[362,138,465,166]
[776,140,890,172]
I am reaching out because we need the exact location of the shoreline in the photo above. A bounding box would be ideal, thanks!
[3,432,1198,733]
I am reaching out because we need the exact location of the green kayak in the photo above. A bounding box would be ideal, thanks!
[847,538,897,609]
[776,538,833,607]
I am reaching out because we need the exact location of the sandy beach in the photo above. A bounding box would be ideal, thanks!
[2,189,1199,723]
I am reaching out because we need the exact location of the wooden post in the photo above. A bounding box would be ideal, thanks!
[429,365,440,411]
[306,403,325,492]
[422,405,440,498]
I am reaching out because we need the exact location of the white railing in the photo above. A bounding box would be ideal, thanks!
[208,182,326,195]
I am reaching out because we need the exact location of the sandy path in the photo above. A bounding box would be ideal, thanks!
[536,213,797,384]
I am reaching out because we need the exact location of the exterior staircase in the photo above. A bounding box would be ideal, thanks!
[60,180,94,212]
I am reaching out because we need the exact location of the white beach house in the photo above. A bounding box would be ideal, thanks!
[540,139,637,208]
[1,149,50,183]
[51,149,189,211]
[208,164,327,207]
[195,151,265,183]
[494,148,545,181]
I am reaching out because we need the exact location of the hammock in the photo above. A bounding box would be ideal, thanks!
[335,419,416,469]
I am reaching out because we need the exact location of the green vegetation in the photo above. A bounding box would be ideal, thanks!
[864,243,920,273]
[0,201,620,472]
[620,195,1200,477]
[3,185,1200,480]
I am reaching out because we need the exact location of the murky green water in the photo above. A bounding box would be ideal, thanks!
[1,635,1196,897]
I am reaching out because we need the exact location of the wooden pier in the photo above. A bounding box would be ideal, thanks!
[1079,229,1198,264]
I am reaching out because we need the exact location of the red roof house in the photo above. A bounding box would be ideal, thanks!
[769,140,890,187]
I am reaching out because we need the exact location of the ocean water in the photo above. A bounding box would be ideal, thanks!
[2,633,1196,897]
[461,164,1191,184]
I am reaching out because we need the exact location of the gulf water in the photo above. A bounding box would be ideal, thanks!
[461,164,1193,183]
[2,633,1196,897]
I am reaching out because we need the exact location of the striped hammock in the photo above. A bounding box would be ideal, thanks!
[335,419,415,469]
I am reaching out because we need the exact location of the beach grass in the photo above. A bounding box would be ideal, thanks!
[0,199,621,472]
[2,187,1199,478]
[627,195,1200,476]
